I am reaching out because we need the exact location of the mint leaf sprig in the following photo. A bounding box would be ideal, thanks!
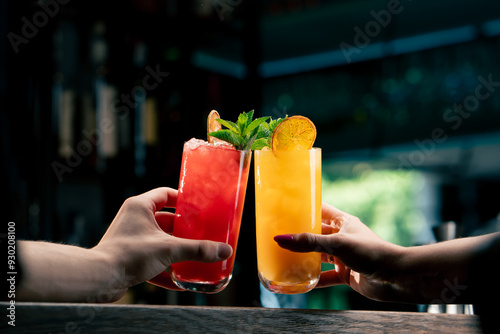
[249,117,286,150]
[208,110,268,151]
[209,110,287,150]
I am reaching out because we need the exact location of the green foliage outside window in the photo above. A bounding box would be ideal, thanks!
[322,167,424,246]
[307,165,424,310]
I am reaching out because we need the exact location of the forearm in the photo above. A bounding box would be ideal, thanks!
[17,241,123,303]
[397,232,500,304]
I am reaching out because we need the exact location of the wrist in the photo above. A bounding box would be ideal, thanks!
[381,245,435,303]
[88,246,130,303]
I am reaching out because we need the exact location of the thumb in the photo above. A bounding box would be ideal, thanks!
[166,237,233,265]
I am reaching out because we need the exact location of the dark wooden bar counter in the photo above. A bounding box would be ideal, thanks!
[1,302,481,333]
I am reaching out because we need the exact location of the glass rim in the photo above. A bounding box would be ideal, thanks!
[255,147,321,153]
[183,139,252,153]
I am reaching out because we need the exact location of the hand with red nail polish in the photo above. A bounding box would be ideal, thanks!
[274,202,500,306]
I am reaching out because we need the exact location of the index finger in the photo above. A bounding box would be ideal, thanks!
[140,187,178,212]
[321,202,349,224]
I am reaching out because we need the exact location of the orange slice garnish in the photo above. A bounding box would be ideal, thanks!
[207,110,222,144]
[271,115,316,150]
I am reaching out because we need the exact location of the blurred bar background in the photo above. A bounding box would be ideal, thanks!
[2,0,500,311]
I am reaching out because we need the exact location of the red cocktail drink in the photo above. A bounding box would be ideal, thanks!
[170,138,251,293]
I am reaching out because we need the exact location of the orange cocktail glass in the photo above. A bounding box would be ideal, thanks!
[255,148,321,294]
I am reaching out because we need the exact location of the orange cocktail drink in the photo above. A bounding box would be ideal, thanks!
[255,148,322,294]
[170,138,251,293]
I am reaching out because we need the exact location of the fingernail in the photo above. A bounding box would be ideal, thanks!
[274,234,294,243]
[217,244,233,259]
